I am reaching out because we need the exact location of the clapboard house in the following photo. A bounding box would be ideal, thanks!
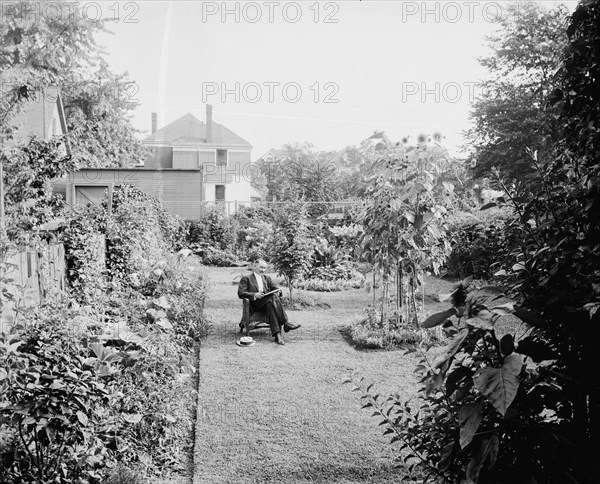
[63,105,259,219]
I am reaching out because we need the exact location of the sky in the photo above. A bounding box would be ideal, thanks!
[95,1,578,161]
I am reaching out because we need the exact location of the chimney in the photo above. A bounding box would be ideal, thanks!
[151,112,157,134]
[206,104,212,143]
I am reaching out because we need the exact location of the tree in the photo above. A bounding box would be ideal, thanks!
[1,135,77,243]
[270,202,313,305]
[0,0,145,167]
[465,3,569,181]
[259,143,346,208]
[63,60,148,167]
[357,131,455,327]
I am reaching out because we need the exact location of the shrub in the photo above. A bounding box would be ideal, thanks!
[0,251,205,482]
[328,224,363,260]
[296,266,365,292]
[231,204,274,224]
[187,206,235,251]
[445,209,518,279]
[106,185,184,285]
[61,185,187,301]
[0,301,117,483]
[191,243,240,267]
[236,219,274,261]
[106,331,196,478]
[60,203,108,304]
[4,187,206,482]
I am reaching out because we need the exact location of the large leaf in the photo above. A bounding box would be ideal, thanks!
[500,334,515,356]
[516,338,557,362]
[480,202,497,210]
[422,308,456,329]
[76,411,89,426]
[459,402,483,449]
[473,354,523,416]
[465,435,500,483]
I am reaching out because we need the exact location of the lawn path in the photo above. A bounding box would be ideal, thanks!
[192,267,424,484]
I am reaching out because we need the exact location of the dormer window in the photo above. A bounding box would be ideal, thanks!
[216,149,227,166]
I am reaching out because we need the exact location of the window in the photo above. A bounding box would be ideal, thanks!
[215,185,225,201]
[216,149,227,166]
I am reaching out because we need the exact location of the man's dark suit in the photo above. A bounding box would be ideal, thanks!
[237,273,288,336]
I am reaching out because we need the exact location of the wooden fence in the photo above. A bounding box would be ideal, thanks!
[0,242,67,328]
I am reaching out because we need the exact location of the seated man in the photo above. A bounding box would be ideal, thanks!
[237,259,300,345]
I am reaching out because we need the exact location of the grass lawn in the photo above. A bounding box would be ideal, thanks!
[192,267,460,484]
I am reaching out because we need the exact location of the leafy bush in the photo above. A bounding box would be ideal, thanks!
[106,185,185,285]
[191,243,240,267]
[445,209,518,280]
[0,256,205,482]
[327,223,362,260]
[61,185,186,302]
[186,206,235,251]
[106,331,196,478]
[231,205,274,224]
[0,302,116,483]
[3,186,205,482]
[61,203,108,304]
[235,219,274,262]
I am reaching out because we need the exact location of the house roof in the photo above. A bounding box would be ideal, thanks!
[328,146,351,165]
[257,148,289,162]
[143,113,251,147]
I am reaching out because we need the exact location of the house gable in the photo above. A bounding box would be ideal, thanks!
[9,86,68,141]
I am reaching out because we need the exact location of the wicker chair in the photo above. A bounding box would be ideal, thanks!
[239,298,270,336]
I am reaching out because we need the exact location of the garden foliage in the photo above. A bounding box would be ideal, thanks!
[352,3,600,483]
[186,206,240,266]
[1,184,207,482]
[444,209,518,280]
[270,202,314,304]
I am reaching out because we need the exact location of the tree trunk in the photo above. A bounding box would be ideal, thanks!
[286,276,293,306]
[372,269,376,307]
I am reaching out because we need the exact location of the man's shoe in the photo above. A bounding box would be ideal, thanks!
[283,322,301,333]
[275,333,285,345]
